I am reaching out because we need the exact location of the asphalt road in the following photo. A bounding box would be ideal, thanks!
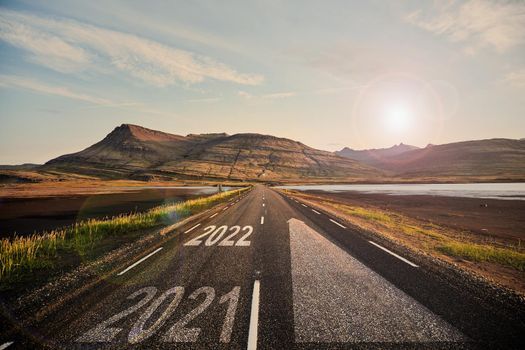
[2,185,525,349]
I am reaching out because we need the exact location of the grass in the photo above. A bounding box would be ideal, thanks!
[436,242,525,271]
[0,187,248,282]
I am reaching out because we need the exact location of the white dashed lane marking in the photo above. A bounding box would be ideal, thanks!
[0,342,14,350]
[329,219,346,229]
[209,213,218,218]
[260,216,265,225]
[368,241,419,267]
[117,247,163,276]
[301,204,307,208]
[184,223,201,233]
[311,209,321,215]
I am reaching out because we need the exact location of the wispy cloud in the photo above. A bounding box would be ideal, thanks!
[261,91,296,99]
[502,69,525,88]
[0,74,114,105]
[238,90,296,100]
[0,16,90,73]
[405,0,525,53]
[0,74,176,117]
[238,90,253,99]
[186,97,221,103]
[0,9,263,87]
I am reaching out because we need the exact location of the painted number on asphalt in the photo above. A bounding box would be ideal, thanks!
[77,286,241,343]
[184,225,253,247]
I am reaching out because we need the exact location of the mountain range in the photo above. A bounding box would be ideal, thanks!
[2,124,523,183]
[335,143,420,166]
[336,139,525,178]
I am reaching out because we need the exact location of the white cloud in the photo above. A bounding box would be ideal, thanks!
[0,74,180,117]
[186,97,221,103]
[238,90,296,100]
[0,16,90,73]
[502,69,525,88]
[405,0,525,53]
[0,9,263,86]
[261,91,296,99]
[0,74,114,105]
[238,90,253,99]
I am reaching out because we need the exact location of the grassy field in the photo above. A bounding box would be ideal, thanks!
[0,187,248,282]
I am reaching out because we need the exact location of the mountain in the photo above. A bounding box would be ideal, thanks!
[335,143,419,166]
[44,124,379,181]
[0,163,41,170]
[338,139,525,178]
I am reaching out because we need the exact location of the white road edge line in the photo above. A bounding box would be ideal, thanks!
[329,218,346,229]
[184,223,201,233]
[312,209,321,215]
[209,213,218,219]
[0,342,14,350]
[260,216,264,225]
[368,241,419,267]
[247,280,260,350]
[117,247,163,276]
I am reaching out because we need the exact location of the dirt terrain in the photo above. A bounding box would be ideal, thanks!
[306,190,525,245]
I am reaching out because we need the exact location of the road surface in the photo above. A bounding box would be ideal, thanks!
[2,185,524,349]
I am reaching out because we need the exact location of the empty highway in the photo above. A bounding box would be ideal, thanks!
[3,185,525,349]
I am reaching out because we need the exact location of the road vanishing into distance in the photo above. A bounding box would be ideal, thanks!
[3,185,525,349]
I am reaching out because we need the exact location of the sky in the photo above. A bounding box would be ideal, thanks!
[0,0,524,164]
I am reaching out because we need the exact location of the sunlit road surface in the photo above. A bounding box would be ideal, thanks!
[4,185,525,349]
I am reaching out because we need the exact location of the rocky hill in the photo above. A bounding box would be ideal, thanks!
[44,124,379,181]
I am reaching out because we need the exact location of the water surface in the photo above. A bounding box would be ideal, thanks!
[0,186,233,237]
[277,183,525,200]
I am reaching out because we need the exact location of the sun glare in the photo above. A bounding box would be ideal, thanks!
[385,104,412,132]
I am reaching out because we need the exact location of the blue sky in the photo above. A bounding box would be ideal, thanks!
[1,0,524,164]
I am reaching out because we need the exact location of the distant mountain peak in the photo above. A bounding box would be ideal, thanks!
[335,143,420,164]
[337,143,418,154]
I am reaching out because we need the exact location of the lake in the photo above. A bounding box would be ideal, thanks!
[0,186,233,237]
[277,183,525,201]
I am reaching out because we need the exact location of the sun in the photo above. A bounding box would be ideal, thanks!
[385,103,412,132]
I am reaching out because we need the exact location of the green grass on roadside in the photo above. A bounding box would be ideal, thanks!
[0,187,248,281]
[437,242,525,271]
[333,202,525,270]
